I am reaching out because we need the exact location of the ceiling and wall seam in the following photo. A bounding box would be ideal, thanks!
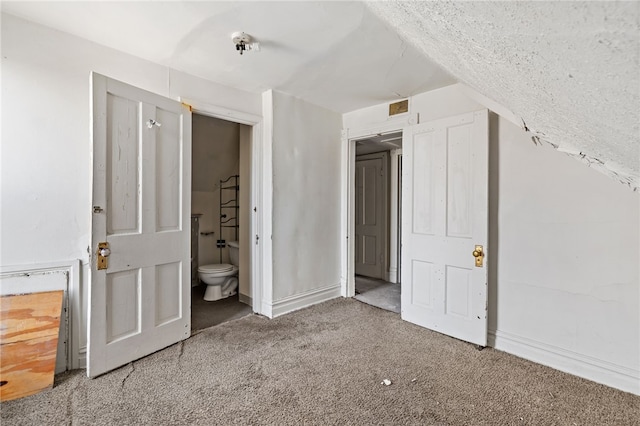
[365,1,640,191]
[1,2,637,189]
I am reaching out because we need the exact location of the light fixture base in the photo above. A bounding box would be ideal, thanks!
[231,32,258,55]
[231,31,251,45]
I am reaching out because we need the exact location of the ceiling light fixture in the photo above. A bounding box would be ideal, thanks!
[231,31,260,55]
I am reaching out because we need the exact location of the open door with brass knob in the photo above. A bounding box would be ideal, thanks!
[401,109,489,347]
[89,73,191,378]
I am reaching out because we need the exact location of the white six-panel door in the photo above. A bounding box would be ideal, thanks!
[355,155,385,279]
[401,110,489,346]
[89,74,192,377]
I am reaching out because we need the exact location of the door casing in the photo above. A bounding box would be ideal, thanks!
[181,99,266,316]
[341,114,418,297]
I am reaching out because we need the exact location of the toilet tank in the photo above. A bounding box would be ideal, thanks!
[227,241,240,266]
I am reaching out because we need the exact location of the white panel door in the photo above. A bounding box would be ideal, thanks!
[89,74,191,377]
[355,156,385,279]
[401,110,489,346]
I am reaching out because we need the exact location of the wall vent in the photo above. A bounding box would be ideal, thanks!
[389,99,409,116]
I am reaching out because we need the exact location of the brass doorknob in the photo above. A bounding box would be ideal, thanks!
[472,245,484,267]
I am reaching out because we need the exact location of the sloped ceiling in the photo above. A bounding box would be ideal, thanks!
[2,1,638,188]
[366,1,640,189]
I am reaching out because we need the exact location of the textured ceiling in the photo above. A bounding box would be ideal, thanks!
[366,1,640,189]
[0,1,454,113]
[3,1,638,188]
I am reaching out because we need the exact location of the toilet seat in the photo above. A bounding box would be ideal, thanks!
[198,263,235,274]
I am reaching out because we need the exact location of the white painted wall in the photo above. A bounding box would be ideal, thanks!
[488,115,640,394]
[268,90,343,315]
[343,84,640,394]
[1,14,260,366]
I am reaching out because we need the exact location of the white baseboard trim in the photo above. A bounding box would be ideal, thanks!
[239,293,252,307]
[489,329,640,395]
[386,268,397,284]
[78,346,87,369]
[270,283,342,318]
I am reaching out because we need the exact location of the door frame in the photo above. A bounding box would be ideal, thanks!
[181,99,267,315]
[340,114,418,297]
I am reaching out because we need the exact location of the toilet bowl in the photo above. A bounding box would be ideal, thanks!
[198,241,239,302]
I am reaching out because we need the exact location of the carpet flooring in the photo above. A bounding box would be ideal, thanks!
[191,284,252,332]
[354,275,401,313]
[2,298,638,425]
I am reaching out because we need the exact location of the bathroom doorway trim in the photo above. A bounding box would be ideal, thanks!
[182,98,268,316]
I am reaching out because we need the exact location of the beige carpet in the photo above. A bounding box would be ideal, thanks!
[2,298,638,425]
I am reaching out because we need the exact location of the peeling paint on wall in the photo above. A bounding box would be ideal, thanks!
[521,119,639,191]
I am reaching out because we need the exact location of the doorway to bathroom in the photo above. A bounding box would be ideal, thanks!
[351,131,403,313]
[190,113,253,331]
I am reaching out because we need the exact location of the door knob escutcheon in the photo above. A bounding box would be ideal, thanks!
[97,242,110,270]
[472,245,484,267]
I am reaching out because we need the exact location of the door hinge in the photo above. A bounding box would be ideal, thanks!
[255,234,260,245]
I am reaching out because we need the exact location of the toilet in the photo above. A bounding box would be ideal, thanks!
[198,241,239,302]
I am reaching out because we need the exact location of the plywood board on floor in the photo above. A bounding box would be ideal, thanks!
[0,290,64,401]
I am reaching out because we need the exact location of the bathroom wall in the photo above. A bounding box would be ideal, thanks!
[238,125,252,302]
[192,114,240,266]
